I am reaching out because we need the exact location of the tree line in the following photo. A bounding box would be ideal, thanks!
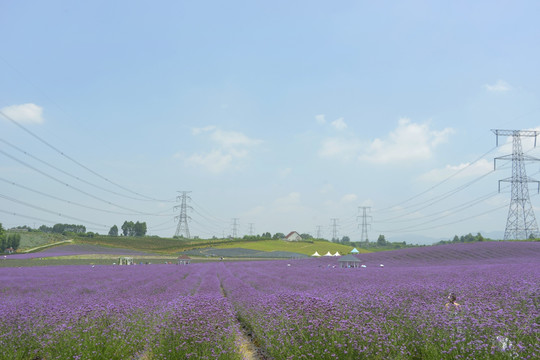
[436,233,490,245]
[39,224,86,234]
[108,221,147,237]
[0,223,21,253]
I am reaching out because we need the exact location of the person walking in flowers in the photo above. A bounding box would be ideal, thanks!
[445,292,461,309]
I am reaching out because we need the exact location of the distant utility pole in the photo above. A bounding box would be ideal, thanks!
[174,191,192,238]
[357,206,372,243]
[493,129,540,240]
[248,223,254,236]
[330,218,339,242]
[231,218,239,239]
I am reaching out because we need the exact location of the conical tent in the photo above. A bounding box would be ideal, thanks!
[351,248,359,254]
[324,251,333,256]
[333,251,341,256]
[311,251,321,257]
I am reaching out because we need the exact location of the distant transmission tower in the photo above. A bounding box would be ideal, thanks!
[357,206,372,243]
[231,218,239,238]
[248,223,254,236]
[174,191,192,238]
[330,218,339,242]
[493,129,540,240]
[316,225,322,239]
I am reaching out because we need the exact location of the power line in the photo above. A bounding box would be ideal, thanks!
[0,209,105,232]
[0,138,172,202]
[376,146,499,213]
[0,193,110,229]
[0,177,174,217]
[375,169,500,223]
[0,148,166,216]
[0,109,174,203]
[374,200,510,234]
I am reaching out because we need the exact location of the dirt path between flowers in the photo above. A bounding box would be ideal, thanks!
[218,280,262,360]
[236,325,261,360]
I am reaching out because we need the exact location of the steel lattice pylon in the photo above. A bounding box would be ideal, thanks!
[493,129,540,240]
[357,206,372,243]
[174,191,192,238]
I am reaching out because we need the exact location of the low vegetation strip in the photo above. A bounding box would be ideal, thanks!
[183,247,309,259]
[213,239,358,256]
[5,244,157,259]
[1,242,538,359]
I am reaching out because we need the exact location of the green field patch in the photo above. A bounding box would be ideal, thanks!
[212,239,363,256]
[42,254,178,260]
[9,231,70,251]
[73,236,240,254]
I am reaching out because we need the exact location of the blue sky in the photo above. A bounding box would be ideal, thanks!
[2,1,540,243]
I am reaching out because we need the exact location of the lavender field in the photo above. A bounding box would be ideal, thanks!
[1,242,538,359]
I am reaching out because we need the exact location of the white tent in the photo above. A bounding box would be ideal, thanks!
[311,251,321,257]
[351,248,359,254]
[324,251,333,256]
[333,251,341,256]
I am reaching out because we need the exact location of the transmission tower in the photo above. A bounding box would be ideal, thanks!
[248,223,254,236]
[316,225,322,239]
[493,129,540,240]
[231,218,239,238]
[357,206,372,243]
[174,191,192,238]
[330,218,339,242]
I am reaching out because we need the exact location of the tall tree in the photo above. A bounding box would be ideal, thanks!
[108,225,119,237]
[121,221,130,236]
[0,223,5,252]
[7,234,21,250]
[134,222,147,237]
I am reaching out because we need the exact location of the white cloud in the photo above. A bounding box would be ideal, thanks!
[320,184,334,194]
[360,118,454,164]
[341,193,358,203]
[319,137,362,160]
[0,103,44,124]
[185,150,233,173]
[315,114,326,124]
[274,192,301,207]
[418,158,493,182]
[192,125,216,135]
[331,117,347,131]
[185,126,262,173]
[279,167,292,178]
[318,118,453,164]
[210,129,262,148]
[484,80,512,92]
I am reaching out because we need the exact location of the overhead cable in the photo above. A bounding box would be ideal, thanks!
[0,109,174,203]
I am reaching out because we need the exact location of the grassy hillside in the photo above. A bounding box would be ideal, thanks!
[9,232,367,256]
[8,231,69,251]
[73,236,243,254]
[213,239,364,256]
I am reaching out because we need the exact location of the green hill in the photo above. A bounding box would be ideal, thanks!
[11,232,369,257]
[8,231,69,251]
[212,239,366,256]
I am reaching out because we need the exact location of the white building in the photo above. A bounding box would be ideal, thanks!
[285,231,302,241]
